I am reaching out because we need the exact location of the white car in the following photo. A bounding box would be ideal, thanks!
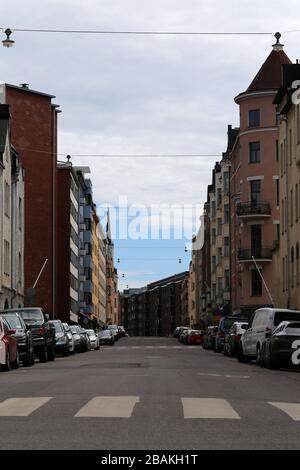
[85,329,100,350]
[238,308,300,364]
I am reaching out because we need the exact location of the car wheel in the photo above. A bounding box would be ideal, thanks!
[47,345,55,361]
[255,345,262,365]
[23,349,33,367]
[11,351,20,369]
[1,349,11,372]
[266,349,279,370]
[237,343,249,363]
[39,346,48,363]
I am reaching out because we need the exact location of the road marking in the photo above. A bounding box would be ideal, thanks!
[269,402,300,421]
[74,396,140,418]
[181,398,241,419]
[197,373,249,379]
[0,397,52,417]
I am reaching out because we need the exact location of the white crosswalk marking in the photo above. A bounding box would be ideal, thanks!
[181,398,241,419]
[269,402,300,421]
[74,396,140,418]
[0,397,52,417]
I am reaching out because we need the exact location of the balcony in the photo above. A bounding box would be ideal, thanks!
[237,202,271,218]
[237,248,272,262]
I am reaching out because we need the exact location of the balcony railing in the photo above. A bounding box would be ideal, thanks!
[237,248,272,261]
[236,201,271,217]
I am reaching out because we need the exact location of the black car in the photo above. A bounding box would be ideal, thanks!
[99,329,115,346]
[49,320,69,356]
[202,326,218,350]
[223,322,248,357]
[260,321,300,369]
[0,311,34,366]
[6,308,56,363]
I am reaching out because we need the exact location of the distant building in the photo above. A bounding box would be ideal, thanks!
[105,210,118,325]
[91,205,107,327]
[0,104,25,309]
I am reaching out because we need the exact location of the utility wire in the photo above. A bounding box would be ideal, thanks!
[1,27,274,36]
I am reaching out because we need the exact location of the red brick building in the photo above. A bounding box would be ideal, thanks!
[0,83,59,316]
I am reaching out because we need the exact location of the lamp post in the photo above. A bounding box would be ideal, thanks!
[2,28,14,48]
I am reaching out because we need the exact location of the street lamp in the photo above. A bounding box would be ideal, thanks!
[2,28,14,48]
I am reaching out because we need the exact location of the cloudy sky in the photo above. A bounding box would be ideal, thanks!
[1,0,300,289]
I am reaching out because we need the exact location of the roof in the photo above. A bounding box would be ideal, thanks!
[6,83,55,99]
[246,48,291,93]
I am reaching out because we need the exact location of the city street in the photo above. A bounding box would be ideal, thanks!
[0,336,300,450]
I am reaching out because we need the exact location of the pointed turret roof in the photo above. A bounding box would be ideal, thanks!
[246,33,291,93]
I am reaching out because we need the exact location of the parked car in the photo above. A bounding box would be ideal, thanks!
[260,321,300,369]
[0,311,34,366]
[3,308,56,363]
[186,330,204,345]
[173,326,188,338]
[78,326,88,352]
[49,320,69,356]
[238,308,300,364]
[70,325,81,352]
[202,326,218,350]
[62,323,75,354]
[178,328,190,343]
[117,326,127,338]
[224,322,248,357]
[0,316,19,371]
[215,316,247,352]
[107,325,120,340]
[99,329,115,346]
[85,329,100,350]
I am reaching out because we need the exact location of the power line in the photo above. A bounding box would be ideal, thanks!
[2,27,274,36]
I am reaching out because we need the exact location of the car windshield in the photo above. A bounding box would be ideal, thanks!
[15,309,44,322]
[0,314,23,329]
[86,330,96,336]
[70,326,78,333]
[100,330,111,337]
[222,318,238,331]
[285,323,300,334]
[50,321,64,333]
[274,311,300,326]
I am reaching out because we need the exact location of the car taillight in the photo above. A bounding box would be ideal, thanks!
[266,327,272,337]
[39,327,46,336]
[235,334,241,341]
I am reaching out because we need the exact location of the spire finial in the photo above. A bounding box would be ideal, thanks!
[273,32,284,51]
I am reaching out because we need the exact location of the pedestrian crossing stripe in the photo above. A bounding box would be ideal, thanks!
[74,396,140,418]
[181,398,241,419]
[269,402,300,421]
[0,397,52,417]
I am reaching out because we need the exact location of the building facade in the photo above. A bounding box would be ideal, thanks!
[273,63,300,310]
[0,83,59,315]
[0,104,25,310]
[230,36,291,317]
[91,206,107,327]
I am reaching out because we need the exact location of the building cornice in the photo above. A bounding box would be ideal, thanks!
[235,90,277,104]
[239,126,278,138]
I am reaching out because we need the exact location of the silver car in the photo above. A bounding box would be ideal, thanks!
[62,323,75,354]
[85,329,100,350]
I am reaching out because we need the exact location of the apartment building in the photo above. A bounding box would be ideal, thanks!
[273,63,300,309]
[91,206,107,326]
[0,83,59,315]
[0,104,24,309]
[230,35,291,317]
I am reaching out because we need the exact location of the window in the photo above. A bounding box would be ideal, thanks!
[217,188,222,207]
[250,180,261,205]
[224,237,230,257]
[4,240,10,276]
[223,171,229,194]
[276,179,279,206]
[251,269,262,296]
[289,128,293,165]
[212,256,216,273]
[291,189,294,227]
[296,243,299,286]
[4,181,10,217]
[217,277,223,294]
[249,109,260,127]
[224,269,230,290]
[211,201,216,219]
[217,247,222,265]
[217,218,222,236]
[224,204,229,224]
[291,247,295,289]
[211,228,216,245]
[249,142,260,163]
[276,140,279,162]
[18,198,22,230]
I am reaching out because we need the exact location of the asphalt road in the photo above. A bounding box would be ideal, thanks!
[0,336,300,450]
